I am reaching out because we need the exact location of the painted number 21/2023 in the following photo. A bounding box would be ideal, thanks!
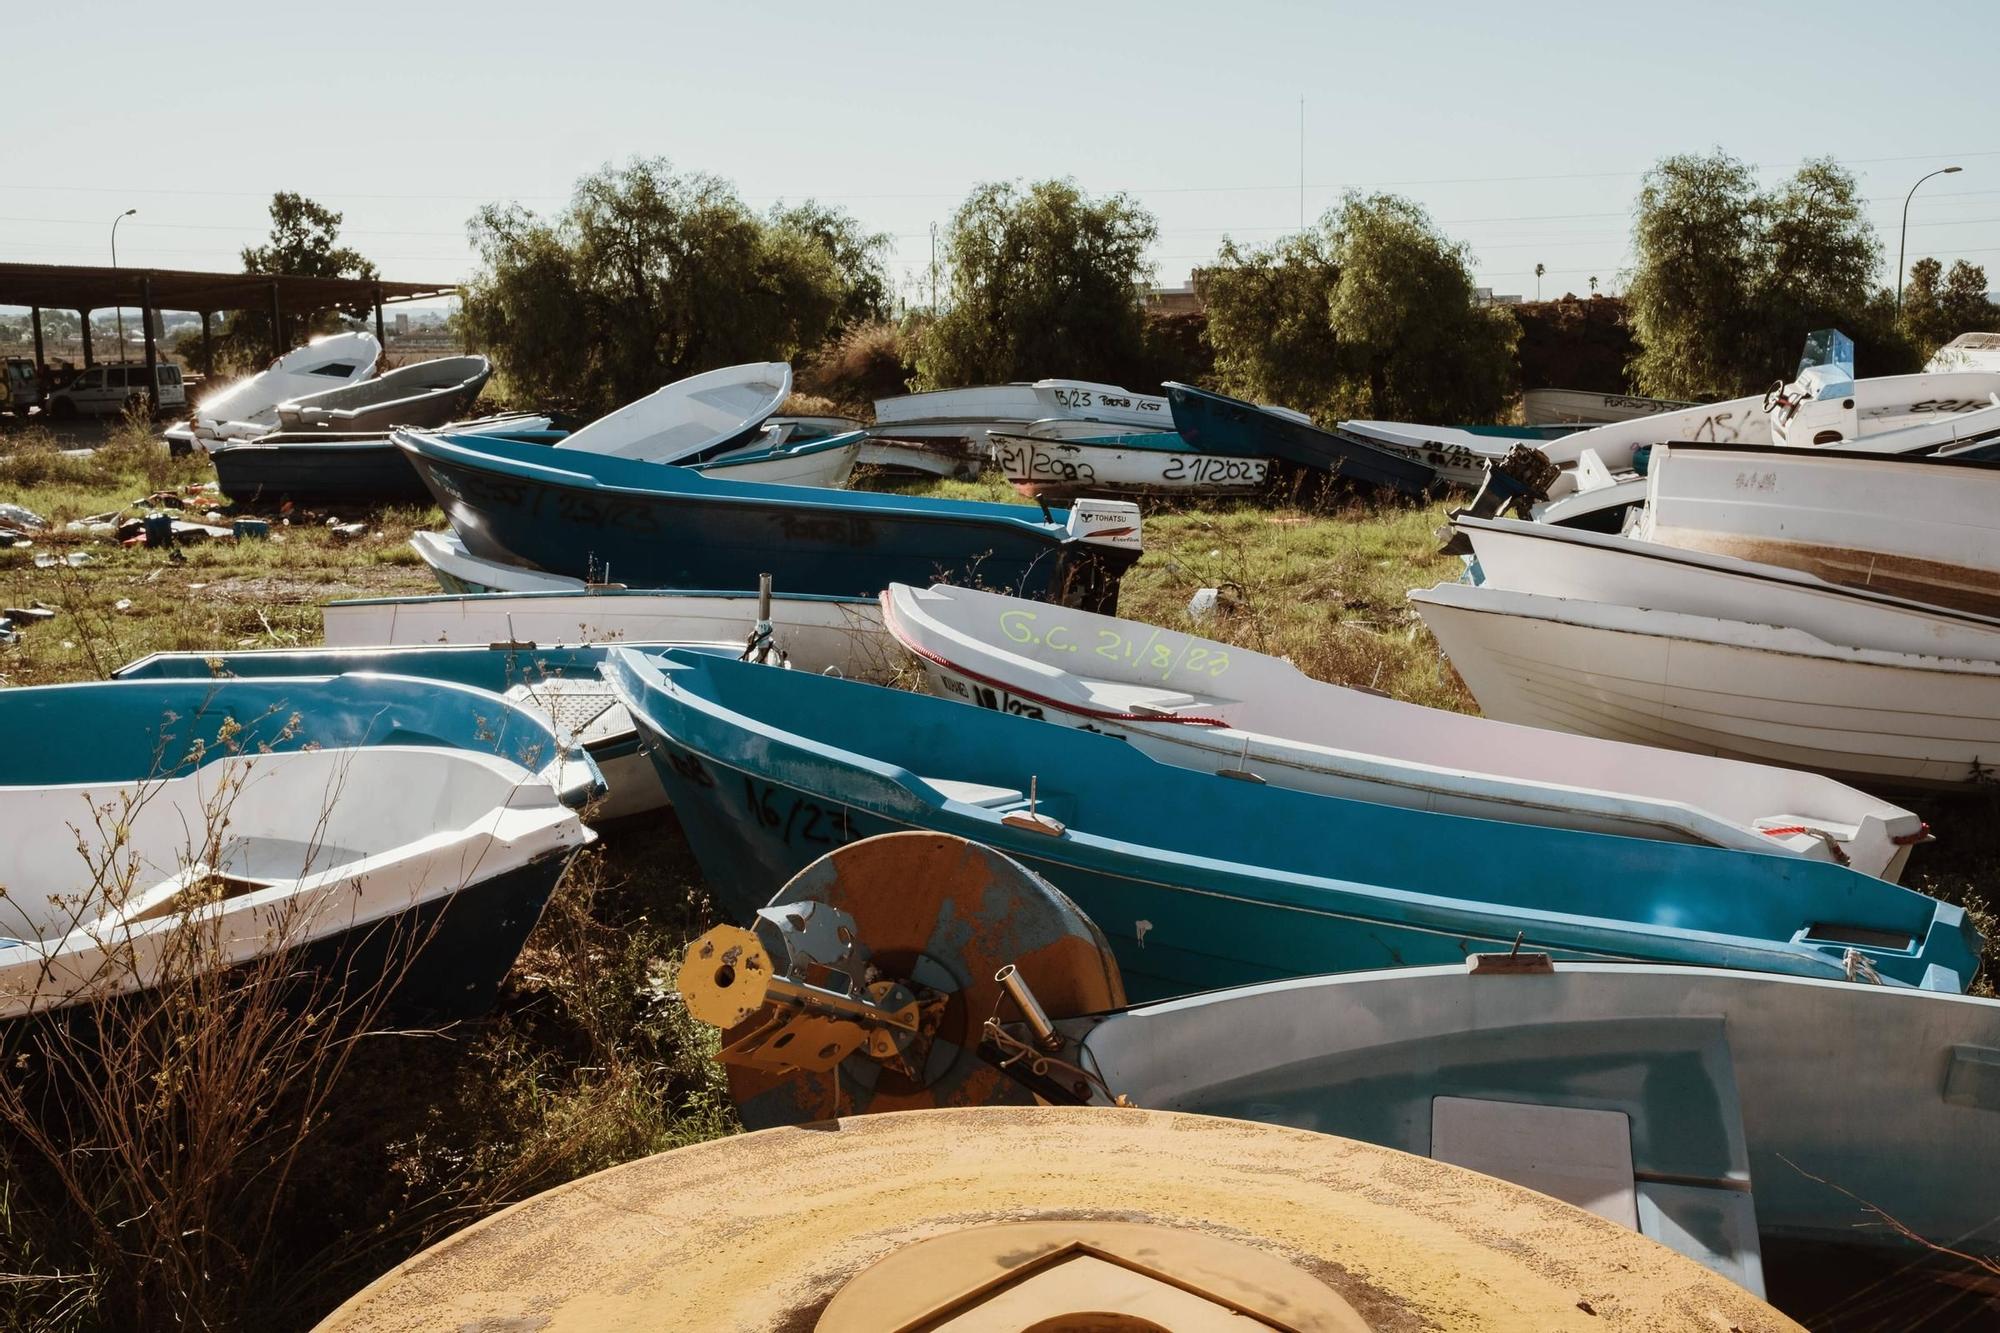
[998,609,1230,680]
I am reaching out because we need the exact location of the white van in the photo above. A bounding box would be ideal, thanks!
[47,363,186,419]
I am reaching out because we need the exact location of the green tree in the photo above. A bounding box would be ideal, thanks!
[768,200,893,328]
[462,158,870,414]
[1627,153,1889,396]
[1202,225,1345,413]
[1625,152,1767,398]
[211,193,380,368]
[1327,194,1518,420]
[1901,257,1996,359]
[1201,194,1517,421]
[913,179,1157,389]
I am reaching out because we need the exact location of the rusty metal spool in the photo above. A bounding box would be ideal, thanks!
[700,831,1126,1130]
[314,1106,1802,1332]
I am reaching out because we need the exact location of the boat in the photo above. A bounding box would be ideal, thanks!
[880,582,1924,878]
[274,355,491,432]
[1637,443,2000,615]
[990,430,1269,500]
[690,429,861,488]
[118,642,730,821]
[165,331,383,452]
[1455,514,2000,661]
[1928,330,2000,373]
[1521,387,1695,425]
[0,674,595,1023]
[313,1104,1794,1333]
[604,647,1977,998]
[854,433,989,479]
[1334,420,1564,488]
[322,584,887,659]
[1163,382,1438,493]
[1411,579,2000,789]
[677,831,1995,1308]
[761,413,864,442]
[395,428,1143,608]
[407,529,589,593]
[551,362,789,463]
[209,412,560,506]
[871,379,1170,445]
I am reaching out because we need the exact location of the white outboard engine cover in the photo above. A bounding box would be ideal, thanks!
[1770,362,1859,448]
[1065,498,1143,552]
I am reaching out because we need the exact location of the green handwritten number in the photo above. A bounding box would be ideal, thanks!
[1094,630,1123,660]
[1208,651,1229,677]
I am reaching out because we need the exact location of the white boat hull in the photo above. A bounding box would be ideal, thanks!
[1459,516,2000,661]
[0,745,586,1019]
[1640,444,2000,615]
[408,529,587,593]
[882,583,1922,877]
[1411,581,2000,787]
[696,438,859,489]
[190,331,383,448]
[553,362,789,463]
[1077,959,2000,1283]
[992,434,1268,500]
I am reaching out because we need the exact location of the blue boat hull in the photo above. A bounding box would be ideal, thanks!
[396,429,1137,609]
[607,650,1978,1001]
[211,437,434,506]
[1166,382,1437,493]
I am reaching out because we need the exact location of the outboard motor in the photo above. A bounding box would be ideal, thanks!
[1767,328,1859,448]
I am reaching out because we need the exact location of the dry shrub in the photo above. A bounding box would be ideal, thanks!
[0,728,453,1331]
[796,318,911,416]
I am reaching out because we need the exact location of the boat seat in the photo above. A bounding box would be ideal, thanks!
[923,778,1028,810]
[93,835,362,932]
[505,678,632,750]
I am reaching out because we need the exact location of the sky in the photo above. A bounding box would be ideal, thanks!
[6,0,1997,316]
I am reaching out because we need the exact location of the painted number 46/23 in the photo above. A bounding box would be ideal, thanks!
[741,776,854,847]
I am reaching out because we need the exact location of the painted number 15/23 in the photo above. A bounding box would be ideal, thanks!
[997,609,1230,679]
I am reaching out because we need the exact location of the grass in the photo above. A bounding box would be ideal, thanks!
[2,423,1996,1328]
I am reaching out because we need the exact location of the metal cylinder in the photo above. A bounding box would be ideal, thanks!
[995,964,1061,1051]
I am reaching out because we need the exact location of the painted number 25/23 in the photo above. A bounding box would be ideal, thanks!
[998,609,1230,679]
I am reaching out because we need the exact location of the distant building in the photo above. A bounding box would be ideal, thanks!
[1146,278,1205,316]
[1474,288,1524,307]
[394,312,411,335]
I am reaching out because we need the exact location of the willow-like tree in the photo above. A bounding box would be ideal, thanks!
[1627,152,1893,397]
[462,158,883,415]
[913,180,1158,389]
[1901,257,1994,359]
[1202,194,1517,421]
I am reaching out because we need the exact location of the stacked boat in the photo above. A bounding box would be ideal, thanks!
[1415,443,2000,788]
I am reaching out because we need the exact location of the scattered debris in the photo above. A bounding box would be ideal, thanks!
[330,522,369,542]
[0,503,48,536]
[114,599,134,613]
[33,551,93,569]
[3,607,55,624]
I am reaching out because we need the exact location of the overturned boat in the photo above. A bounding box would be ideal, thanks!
[880,582,1925,878]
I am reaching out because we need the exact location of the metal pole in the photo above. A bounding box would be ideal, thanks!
[30,307,45,383]
[268,281,284,361]
[201,311,213,376]
[80,310,94,367]
[140,274,159,414]
[373,283,385,347]
[1298,95,1304,230]
[111,208,136,365]
[1897,165,1964,314]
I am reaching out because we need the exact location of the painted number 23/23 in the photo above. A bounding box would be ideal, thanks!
[998,609,1230,679]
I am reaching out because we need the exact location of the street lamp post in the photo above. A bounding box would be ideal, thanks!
[110,208,137,365]
[1897,167,1962,314]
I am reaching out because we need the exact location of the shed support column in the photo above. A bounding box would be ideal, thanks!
[373,283,385,347]
[269,281,284,361]
[140,275,159,414]
[201,311,213,377]
[80,310,94,367]
[30,307,45,381]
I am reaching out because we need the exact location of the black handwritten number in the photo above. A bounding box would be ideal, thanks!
[667,748,716,789]
[743,776,780,828]
[741,777,855,846]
